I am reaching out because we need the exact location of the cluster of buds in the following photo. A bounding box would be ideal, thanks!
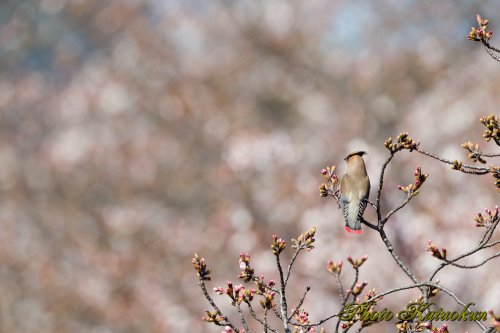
[253,275,276,294]
[347,254,368,269]
[202,310,226,325]
[341,320,355,330]
[192,253,211,281]
[488,309,500,331]
[364,288,382,303]
[427,240,447,260]
[436,324,449,333]
[292,227,316,251]
[271,234,286,255]
[349,281,368,296]
[215,281,257,306]
[491,165,500,193]
[326,259,343,276]
[398,167,428,197]
[468,15,493,42]
[292,308,311,326]
[238,253,254,282]
[461,141,487,164]
[384,132,419,153]
[451,160,464,171]
[473,206,499,228]
[396,321,432,333]
[319,165,339,198]
[481,114,500,145]
[258,290,276,310]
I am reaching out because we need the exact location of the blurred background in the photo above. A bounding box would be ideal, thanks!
[0,0,499,332]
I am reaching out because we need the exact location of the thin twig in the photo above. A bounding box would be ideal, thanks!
[275,253,289,331]
[430,221,498,281]
[482,41,500,61]
[335,267,359,333]
[468,149,500,158]
[345,268,359,304]
[307,313,339,327]
[248,304,278,333]
[285,247,303,284]
[445,251,500,269]
[236,303,251,333]
[264,308,270,333]
[383,195,413,224]
[198,280,239,332]
[379,227,419,284]
[288,286,311,321]
[415,147,490,172]
[361,218,378,231]
[376,153,394,223]
[336,275,345,304]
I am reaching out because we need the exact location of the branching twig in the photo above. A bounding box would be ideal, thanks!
[248,304,278,333]
[430,221,499,281]
[482,41,500,61]
[199,280,239,332]
[445,251,500,269]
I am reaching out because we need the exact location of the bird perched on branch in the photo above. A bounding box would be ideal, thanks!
[340,151,370,234]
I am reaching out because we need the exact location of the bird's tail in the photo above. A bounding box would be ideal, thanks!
[344,200,363,234]
[344,219,362,234]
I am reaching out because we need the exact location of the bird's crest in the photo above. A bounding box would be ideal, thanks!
[344,151,367,161]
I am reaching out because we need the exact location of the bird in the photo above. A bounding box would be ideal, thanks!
[340,151,370,234]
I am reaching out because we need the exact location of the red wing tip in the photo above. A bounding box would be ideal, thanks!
[345,226,363,234]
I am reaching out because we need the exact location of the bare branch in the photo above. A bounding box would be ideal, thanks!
[275,253,289,331]
[288,286,311,321]
[445,251,500,269]
[482,41,500,61]
[379,227,419,284]
[430,221,499,280]
[376,153,395,223]
[285,247,303,284]
[236,303,251,333]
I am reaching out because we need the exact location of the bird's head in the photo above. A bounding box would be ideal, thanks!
[344,151,367,161]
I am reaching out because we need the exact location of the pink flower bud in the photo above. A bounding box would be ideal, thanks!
[321,168,328,175]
